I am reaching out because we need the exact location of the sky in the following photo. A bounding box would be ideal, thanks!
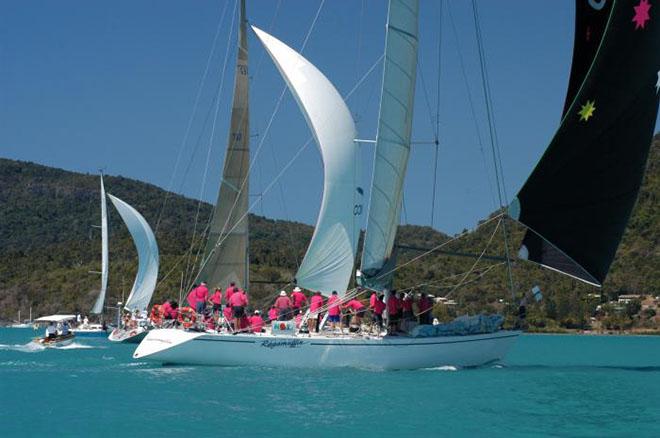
[2,0,658,235]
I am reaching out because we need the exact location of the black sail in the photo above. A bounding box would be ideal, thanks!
[511,0,660,286]
[562,0,613,116]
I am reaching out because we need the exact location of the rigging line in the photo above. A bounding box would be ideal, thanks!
[442,217,501,299]
[154,0,231,235]
[446,3,497,211]
[430,0,444,228]
[195,52,384,288]
[471,0,515,299]
[185,0,239,286]
[403,261,505,292]
[372,211,504,283]
[211,0,327,254]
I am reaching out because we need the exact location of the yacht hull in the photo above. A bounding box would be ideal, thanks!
[133,329,520,370]
[108,326,149,344]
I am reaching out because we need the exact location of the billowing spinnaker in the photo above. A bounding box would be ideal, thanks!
[107,194,159,312]
[91,175,109,314]
[511,1,660,286]
[252,26,360,296]
[360,0,419,290]
[199,0,250,291]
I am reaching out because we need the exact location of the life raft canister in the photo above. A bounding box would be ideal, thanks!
[178,306,197,328]
[150,304,163,326]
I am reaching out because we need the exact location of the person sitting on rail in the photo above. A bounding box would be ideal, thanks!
[275,291,293,321]
[291,287,307,315]
[327,291,341,331]
[417,292,433,325]
[308,291,324,333]
[210,287,222,316]
[229,288,248,332]
[343,298,366,328]
[249,310,264,333]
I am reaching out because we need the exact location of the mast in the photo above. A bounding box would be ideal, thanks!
[360,0,419,291]
[91,174,109,314]
[510,0,660,286]
[199,0,250,291]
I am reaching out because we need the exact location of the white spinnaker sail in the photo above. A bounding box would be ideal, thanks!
[360,0,419,290]
[252,26,361,296]
[107,194,159,313]
[91,176,109,314]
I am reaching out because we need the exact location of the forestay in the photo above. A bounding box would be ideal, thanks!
[108,194,159,312]
[511,0,660,286]
[252,26,361,296]
[91,175,109,314]
[360,0,419,290]
[199,0,250,290]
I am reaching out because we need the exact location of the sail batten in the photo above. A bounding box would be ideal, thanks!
[252,26,360,296]
[513,0,660,286]
[91,175,109,315]
[108,194,159,313]
[199,0,250,291]
[360,0,419,291]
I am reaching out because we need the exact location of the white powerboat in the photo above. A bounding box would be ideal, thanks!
[33,315,76,348]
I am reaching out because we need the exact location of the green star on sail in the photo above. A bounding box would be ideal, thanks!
[578,99,596,121]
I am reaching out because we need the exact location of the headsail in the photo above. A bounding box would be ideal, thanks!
[91,175,109,314]
[360,0,419,290]
[510,0,660,286]
[199,0,250,291]
[107,194,159,312]
[252,26,360,296]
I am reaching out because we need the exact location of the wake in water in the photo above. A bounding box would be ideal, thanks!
[423,365,459,371]
[0,342,96,352]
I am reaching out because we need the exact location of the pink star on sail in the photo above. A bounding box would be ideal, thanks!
[632,0,652,29]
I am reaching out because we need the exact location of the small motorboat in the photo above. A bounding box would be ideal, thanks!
[108,325,149,344]
[33,315,77,348]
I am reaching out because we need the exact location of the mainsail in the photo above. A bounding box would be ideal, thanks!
[107,194,159,312]
[360,0,419,290]
[253,26,361,296]
[199,0,250,291]
[91,175,109,315]
[510,0,659,286]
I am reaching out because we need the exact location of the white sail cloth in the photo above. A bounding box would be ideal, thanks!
[252,26,361,296]
[91,176,109,314]
[107,194,159,312]
[360,0,419,289]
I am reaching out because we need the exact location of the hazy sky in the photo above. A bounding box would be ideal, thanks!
[2,1,658,234]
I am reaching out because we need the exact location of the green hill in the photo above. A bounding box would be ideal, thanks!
[1,134,658,329]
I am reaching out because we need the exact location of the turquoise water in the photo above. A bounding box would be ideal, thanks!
[1,329,660,437]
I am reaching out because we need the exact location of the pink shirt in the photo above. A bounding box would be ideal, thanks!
[373,300,386,315]
[223,306,233,320]
[310,295,324,312]
[249,315,264,333]
[402,299,413,312]
[195,285,209,302]
[387,297,399,315]
[343,299,365,311]
[186,289,197,307]
[229,291,247,307]
[211,290,222,305]
[327,295,341,316]
[161,301,172,316]
[275,296,292,309]
[224,287,235,305]
[369,293,377,309]
[268,308,278,321]
[295,313,303,328]
[291,291,307,308]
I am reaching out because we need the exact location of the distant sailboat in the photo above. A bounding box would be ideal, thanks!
[107,194,160,343]
[9,308,32,328]
[134,0,658,369]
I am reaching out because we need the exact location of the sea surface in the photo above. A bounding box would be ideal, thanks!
[1,329,659,437]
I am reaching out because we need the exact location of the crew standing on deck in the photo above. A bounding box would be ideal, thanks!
[308,291,324,333]
[327,291,341,330]
[417,292,433,325]
[210,287,222,317]
[387,291,400,333]
[229,288,248,332]
[291,287,307,315]
[275,291,292,321]
[195,282,209,314]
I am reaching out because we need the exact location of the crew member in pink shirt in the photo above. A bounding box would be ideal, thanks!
[295,310,303,329]
[372,294,386,331]
[343,298,366,326]
[229,288,248,332]
[387,291,400,333]
[327,291,341,330]
[401,293,414,322]
[224,282,236,302]
[369,292,377,310]
[194,282,209,314]
[290,287,307,314]
[210,288,222,316]
[249,310,264,333]
[267,306,278,323]
[308,291,324,333]
[186,284,198,309]
[417,292,433,325]
[274,291,293,321]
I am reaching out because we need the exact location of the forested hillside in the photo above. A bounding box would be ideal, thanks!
[1,134,658,329]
